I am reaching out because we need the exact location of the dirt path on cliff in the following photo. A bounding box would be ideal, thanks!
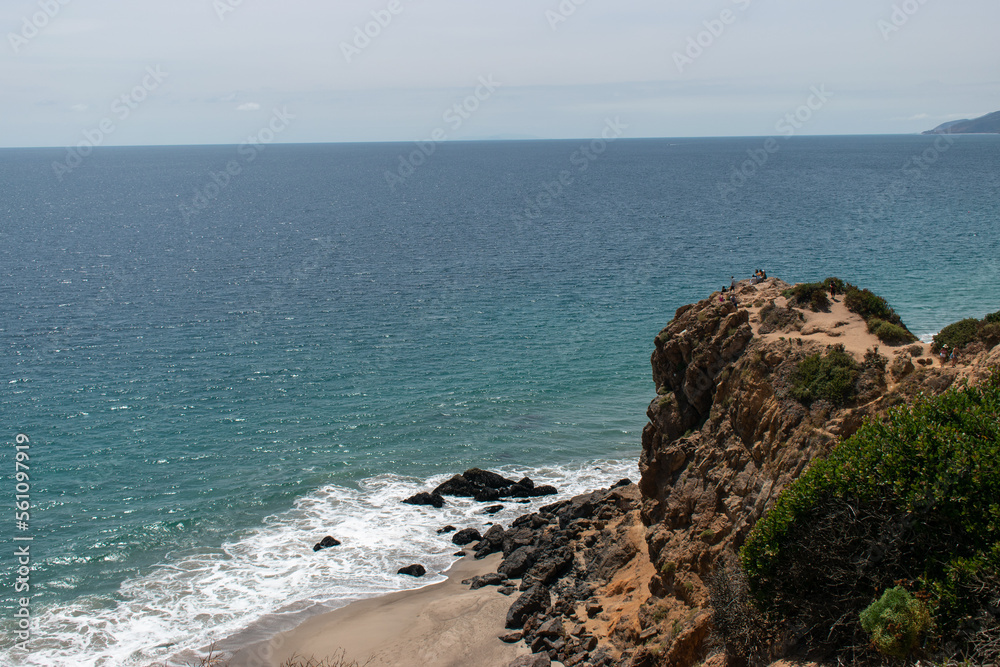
[737,279,934,362]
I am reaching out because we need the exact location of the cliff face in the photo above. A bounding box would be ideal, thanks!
[486,279,999,667]
[628,278,1000,665]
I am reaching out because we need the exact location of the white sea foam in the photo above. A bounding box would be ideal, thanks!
[8,458,638,667]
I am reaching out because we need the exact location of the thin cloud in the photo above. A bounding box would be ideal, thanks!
[236,102,261,112]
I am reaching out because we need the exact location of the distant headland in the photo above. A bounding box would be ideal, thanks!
[923,109,1000,134]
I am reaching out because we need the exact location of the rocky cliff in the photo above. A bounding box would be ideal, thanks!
[486,278,999,667]
[631,278,999,665]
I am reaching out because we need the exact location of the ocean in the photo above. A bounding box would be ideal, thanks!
[1,135,998,666]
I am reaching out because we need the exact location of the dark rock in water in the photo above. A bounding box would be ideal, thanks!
[506,653,551,667]
[312,536,341,551]
[464,467,518,489]
[484,504,504,515]
[451,527,482,546]
[499,545,538,578]
[473,487,501,502]
[397,564,427,577]
[433,474,478,497]
[436,525,456,534]
[505,584,550,629]
[453,551,466,557]
[530,485,558,497]
[505,483,533,498]
[431,468,557,503]
[403,491,445,508]
[499,631,522,643]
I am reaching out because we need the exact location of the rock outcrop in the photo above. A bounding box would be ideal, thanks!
[488,278,1000,666]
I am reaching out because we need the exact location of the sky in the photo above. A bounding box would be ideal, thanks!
[1,0,998,147]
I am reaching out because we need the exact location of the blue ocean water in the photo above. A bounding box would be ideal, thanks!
[1,136,998,665]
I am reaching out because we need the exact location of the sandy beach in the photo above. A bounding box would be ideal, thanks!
[228,553,529,667]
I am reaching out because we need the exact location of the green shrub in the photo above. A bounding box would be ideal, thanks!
[789,346,860,406]
[859,587,931,658]
[844,286,901,325]
[783,282,830,312]
[742,370,1000,657]
[933,318,982,352]
[985,310,1000,325]
[868,318,918,346]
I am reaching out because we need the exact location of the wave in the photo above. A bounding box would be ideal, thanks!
[6,458,638,667]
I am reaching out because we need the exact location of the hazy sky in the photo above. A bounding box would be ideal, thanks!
[2,0,998,147]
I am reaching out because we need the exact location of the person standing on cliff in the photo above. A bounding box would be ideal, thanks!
[731,276,736,291]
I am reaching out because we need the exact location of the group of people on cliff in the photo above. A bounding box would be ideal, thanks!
[720,270,768,305]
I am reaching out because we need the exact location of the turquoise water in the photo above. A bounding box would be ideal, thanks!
[1,136,998,665]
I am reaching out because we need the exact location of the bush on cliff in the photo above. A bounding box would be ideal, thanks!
[932,313,1000,352]
[867,318,918,346]
[741,370,1000,661]
[789,345,859,406]
[859,586,932,658]
[843,285,902,325]
[783,282,830,312]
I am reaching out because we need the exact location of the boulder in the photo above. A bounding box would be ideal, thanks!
[397,564,427,577]
[536,617,563,637]
[499,545,539,579]
[436,525,456,534]
[451,528,482,546]
[463,467,518,489]
[433,474,478,497]
[505,584,550,629]
[464,572,508,590]
[484,504,505,515]
[474,524,506,559]
[312,536,341,551]
[402,491,445,508]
